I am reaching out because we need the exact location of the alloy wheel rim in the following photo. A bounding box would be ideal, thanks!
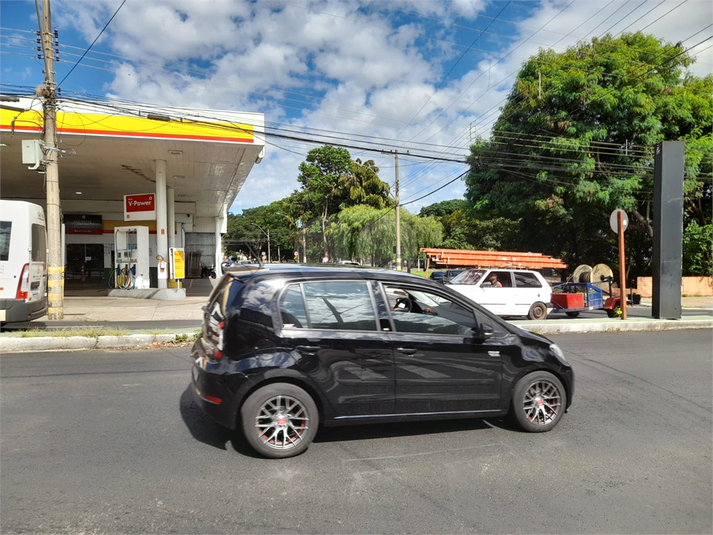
[254,394,309,450]
[522,380,561,425]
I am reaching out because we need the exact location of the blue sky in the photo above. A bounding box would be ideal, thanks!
[1,0,711,214]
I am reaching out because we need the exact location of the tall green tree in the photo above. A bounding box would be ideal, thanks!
[297,146,353,256]
[465,32,712,275]
[343,159,395,209]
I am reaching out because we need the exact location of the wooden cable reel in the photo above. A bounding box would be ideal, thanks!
[591,263,614,282]
[571,264,592,283]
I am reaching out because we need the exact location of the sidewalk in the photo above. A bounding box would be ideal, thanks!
[1,279,711,353]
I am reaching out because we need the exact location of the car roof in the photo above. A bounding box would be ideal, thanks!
[226,263,435,284]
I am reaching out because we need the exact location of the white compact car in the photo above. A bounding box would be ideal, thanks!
[447,268,552,320]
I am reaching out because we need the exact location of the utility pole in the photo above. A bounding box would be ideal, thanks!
[38,0,63,319]
[394,151,401,271]
[382,150,402,270]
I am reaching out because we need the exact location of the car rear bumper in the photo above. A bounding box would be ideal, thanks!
[0,298,48,323]
[191,358,251,429]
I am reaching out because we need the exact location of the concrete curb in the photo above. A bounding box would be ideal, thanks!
[519,318,713,335]
[1,319,711,353]
[0,333,194,353]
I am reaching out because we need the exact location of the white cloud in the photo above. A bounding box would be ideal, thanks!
[47,0,713,215]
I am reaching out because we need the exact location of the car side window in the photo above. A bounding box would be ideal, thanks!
[483,271,513,288]
[515,272,543,288]
[278,284,308,328]
[384,285,477,336]
[302,281,378,331]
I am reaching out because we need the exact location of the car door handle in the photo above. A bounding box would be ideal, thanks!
[296,345,320,352]
[396,347,417,355]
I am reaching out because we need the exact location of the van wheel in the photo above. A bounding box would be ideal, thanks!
[510,371,566,432]
[241,384,318,459]
[527,302,548,320]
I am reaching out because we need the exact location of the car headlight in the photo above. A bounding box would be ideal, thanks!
[549,343,568,364]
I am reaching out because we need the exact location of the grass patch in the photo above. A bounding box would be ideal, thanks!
[172,332,200,343]
[20,327,130,338]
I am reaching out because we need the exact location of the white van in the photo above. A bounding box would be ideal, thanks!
[448,268,552,320]
[0,200,48,323]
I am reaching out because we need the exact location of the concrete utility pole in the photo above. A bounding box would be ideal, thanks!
[39,0,64,319]
[394,150,401,270]
[383,150,402,270]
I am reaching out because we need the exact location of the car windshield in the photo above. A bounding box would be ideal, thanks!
[448,269,484,285]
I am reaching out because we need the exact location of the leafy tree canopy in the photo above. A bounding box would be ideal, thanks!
[419,199,471,218]
[332,205,442,267]
[465,32,712,274]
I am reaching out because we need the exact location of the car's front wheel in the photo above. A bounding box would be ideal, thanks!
[241,383,319,458]
[510,371,566,432]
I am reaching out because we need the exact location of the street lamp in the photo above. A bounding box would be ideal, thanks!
[250,223,270,263]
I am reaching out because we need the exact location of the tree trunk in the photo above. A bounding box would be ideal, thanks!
[632,210,654,238]
[321,203,328,258]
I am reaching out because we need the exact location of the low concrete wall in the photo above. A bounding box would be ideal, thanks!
[636,277,713,298]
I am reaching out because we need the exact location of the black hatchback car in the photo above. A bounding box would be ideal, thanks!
[191,265,574,458]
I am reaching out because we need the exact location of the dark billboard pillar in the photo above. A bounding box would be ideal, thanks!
[652,141,685,319]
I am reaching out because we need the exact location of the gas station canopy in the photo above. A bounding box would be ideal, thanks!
[0,97,265,219]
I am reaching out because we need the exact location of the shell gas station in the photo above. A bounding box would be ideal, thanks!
[0,97,265,300]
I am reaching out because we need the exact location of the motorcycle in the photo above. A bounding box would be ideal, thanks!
[201,265,216,278]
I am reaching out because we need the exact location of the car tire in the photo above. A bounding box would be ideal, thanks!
[565,311,580,318]
[606,309,618,318]
[241,383,318,459]
[527,302,548,320]
[510,371,566,433]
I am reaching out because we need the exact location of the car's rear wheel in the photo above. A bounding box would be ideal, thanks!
[527,302,548,320]
[565,311,580,318]
[510,371,566,432]
[241,384,318,458]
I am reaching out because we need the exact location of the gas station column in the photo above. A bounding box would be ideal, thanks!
[167,186,176,250]
[215,215,223,274]
[155,160,168,289]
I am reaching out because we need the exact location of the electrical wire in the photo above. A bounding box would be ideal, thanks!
[57,0,127,89]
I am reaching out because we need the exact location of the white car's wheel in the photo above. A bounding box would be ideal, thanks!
[527,302,548,320]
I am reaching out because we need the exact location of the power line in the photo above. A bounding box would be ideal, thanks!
[56,0,127,89]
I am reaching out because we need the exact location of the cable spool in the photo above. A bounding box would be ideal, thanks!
[591,263,614,282]
[572,264,592,283]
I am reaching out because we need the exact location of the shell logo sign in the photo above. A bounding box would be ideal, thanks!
[124,193,156,221]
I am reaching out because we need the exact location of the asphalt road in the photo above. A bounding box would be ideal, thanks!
[1,330,711,534]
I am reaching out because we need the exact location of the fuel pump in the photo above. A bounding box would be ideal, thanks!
[114,226,150,289]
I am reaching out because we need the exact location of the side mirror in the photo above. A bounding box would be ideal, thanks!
[479,323,495,339]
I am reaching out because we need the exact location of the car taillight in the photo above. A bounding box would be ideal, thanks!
[212,321,225,360]
[16,263,29,300]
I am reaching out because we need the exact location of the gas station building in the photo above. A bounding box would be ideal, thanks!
[0,96,265,294]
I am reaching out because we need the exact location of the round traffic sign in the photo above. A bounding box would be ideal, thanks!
[610,209,628,233]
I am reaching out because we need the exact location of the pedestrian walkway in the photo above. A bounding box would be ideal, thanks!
[0,278,711,352]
